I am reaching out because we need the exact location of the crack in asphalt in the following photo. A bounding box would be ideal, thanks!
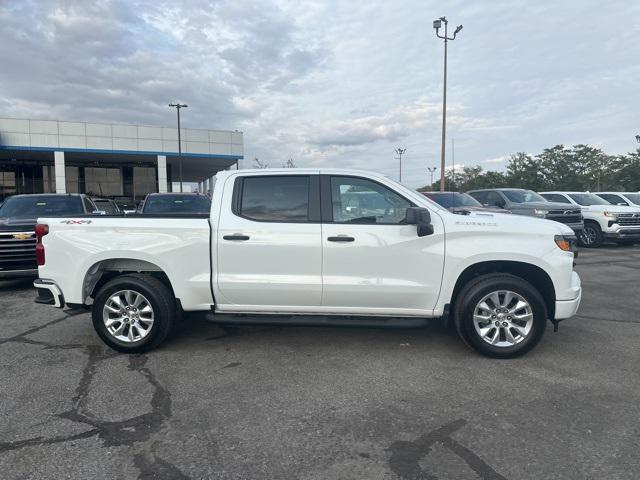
[0,312,192,479]
[388,419,508,480]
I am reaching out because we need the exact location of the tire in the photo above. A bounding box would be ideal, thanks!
[92,274,175,353]
[453,273,547,359]
[579,222,603,248]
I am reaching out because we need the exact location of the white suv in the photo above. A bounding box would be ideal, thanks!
[595,192,640,208]
[540,191,640,247]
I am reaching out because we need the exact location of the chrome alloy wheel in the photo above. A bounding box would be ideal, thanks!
[473,290,533,347]
[102,290,154,343]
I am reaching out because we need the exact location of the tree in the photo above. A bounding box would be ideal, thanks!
[506,153,547,190]
[282,158,296,168]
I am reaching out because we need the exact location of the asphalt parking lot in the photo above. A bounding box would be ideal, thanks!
[1,246,639,480]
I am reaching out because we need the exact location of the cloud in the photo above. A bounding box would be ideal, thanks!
[0,0,638,189]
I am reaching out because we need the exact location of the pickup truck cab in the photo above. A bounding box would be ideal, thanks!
[540,191,640,247]
[33,169,582,358]
[596,192,640,208]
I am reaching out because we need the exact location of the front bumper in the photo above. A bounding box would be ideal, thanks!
[554,271,582,320]
[33,279,65,308]
[603,227,640,240]
[0,268,38,279]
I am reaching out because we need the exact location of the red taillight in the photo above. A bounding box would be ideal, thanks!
[35,224,49,266]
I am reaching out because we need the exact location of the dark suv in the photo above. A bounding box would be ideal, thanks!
[467,188,584,233]
[0,194,99,279]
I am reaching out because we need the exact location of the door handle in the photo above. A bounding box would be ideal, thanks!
[223,234,250,241]
[327,236,355,242]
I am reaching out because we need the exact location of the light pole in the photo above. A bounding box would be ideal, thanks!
[169,103,188,192]
[427,167,438,190]
[636,134,640,143]
[433,16,462,192]
[395,147,407,182]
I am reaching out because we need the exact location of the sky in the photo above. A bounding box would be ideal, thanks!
[0,0,638,188]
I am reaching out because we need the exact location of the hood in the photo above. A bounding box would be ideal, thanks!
[0,216,37,232]
[446,209,574,236]
[511,201,577,211]
[449,206,510,214]
[580,204,640,214]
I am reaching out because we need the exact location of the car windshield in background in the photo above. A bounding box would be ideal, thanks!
[624,193,640,204]
[93,200,119,214]
[143,195,211,214]
[568,193,610,206]
[426,192,483,208]
[503,190,547,203]
[0,196,84,218]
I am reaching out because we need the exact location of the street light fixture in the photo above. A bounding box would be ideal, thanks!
[168,103,188,192]
[395,147,407,182]
[433,16,462,192]
[427,167,438,191]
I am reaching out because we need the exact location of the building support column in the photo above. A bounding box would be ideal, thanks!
[54,151,66,194]
[157,155,168,193]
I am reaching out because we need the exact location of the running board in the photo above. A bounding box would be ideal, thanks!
[205,313,431,329]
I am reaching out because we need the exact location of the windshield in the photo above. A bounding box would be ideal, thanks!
[568,193,610,206]
[425,192,482,209]
[623,193,640,205]
[503,190,547,203]
[93,199,119,214]
[0,195,84,218]
[143,195,211,214]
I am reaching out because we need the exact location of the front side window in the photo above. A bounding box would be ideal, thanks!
[623,193,640,205]
[486,191,506,207]
[567,193,610,206]
[330,176,411,224]
[503,189,547,203]
[239,176,309,222]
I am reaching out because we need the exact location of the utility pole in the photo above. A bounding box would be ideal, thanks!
[169,103,188,192]
[395,148,407,182]
[433,17,462,191]
[451,138,455,191]
[427,167,438,190]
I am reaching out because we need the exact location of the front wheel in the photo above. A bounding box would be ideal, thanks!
[454,274,547,358]
[92,274,175,353]
[579,222,603,248]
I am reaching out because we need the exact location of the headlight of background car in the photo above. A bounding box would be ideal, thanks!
[603,211,619,219]
[533,208,549,217]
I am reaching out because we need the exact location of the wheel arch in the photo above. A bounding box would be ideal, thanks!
[83,258,176,305]
[449,260,556,321]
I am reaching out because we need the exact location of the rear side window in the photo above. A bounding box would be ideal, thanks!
[597,193,623,205]
[238,176,310,222]
[469,191,488,205]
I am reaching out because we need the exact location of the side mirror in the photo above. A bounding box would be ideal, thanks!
[406,207,434,237]
[617,202,628,206]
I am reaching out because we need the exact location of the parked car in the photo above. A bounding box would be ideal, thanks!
[0,194,99,279]
[595,192,640,208]
[113,197,138,215]
[91,198,122,215]
[467,188,584,234]
[34,169,581,358]
[541,191,640,247]
[139,193,211,215]
[422,191,511,214]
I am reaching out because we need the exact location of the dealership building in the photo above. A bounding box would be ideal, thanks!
[0,117,244,201]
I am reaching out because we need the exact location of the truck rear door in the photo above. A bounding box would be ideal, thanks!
[215,174,322,309]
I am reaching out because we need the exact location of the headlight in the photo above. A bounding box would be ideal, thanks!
[533,209,548,217]
[603,211,619,219]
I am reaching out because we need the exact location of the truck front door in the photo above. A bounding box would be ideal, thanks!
[320,175,445,315]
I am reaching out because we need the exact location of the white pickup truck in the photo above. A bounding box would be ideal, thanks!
[33,169,581,358]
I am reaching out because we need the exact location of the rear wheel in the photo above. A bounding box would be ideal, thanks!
[579,222,603,247]
[92,274,175,353]
[454,274,547,358]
